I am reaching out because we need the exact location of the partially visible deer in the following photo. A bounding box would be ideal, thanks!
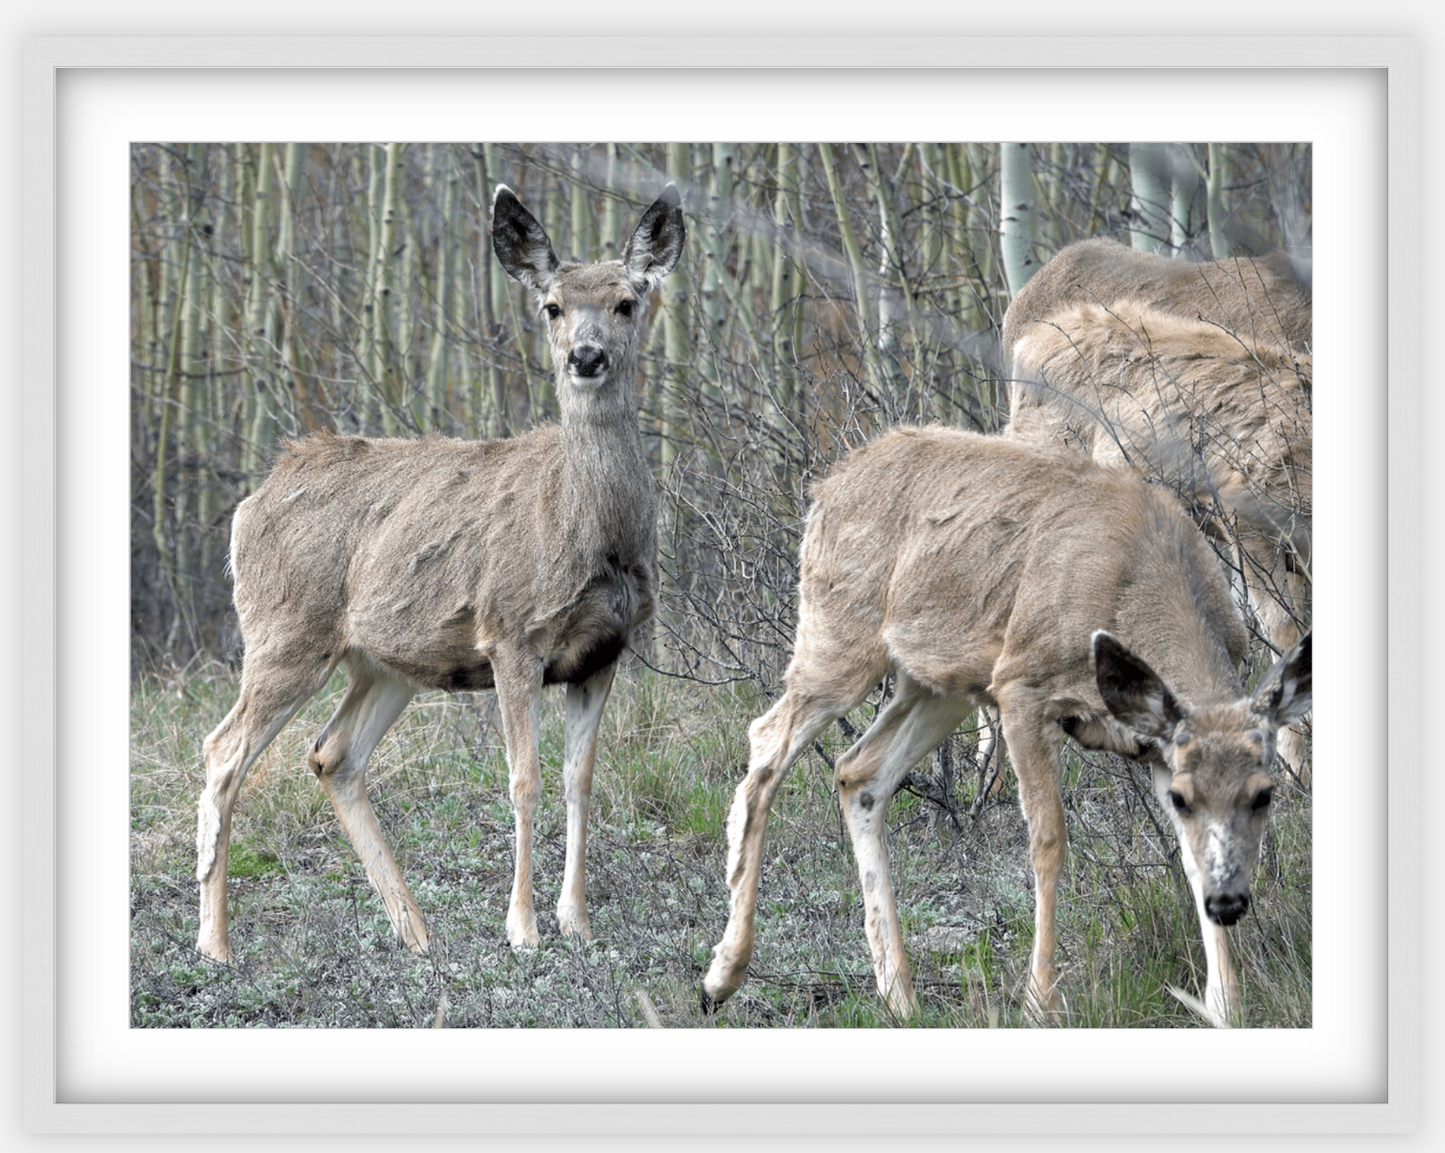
[1002,238,1312,777]
[702,427,1311,1028]
[999,237,1312,360]
[195,184,685,962]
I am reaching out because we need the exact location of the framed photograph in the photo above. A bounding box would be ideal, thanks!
[22,36,1417,1135]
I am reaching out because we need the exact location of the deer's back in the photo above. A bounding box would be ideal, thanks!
[1001,237,1312,359]
[1007,301,1312,553]
[799,426,1246,707]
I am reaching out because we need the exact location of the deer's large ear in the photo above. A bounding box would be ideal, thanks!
[1252,632,1312,729]
[1093,630,1186,741]
[621,184,686,290]
[491,185,559,295]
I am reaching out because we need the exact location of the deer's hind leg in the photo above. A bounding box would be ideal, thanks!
[307,656,423,952]
[835,673,973,1018]
[556,661,617,939]
[702,648,887,1009]
[197,649,336,962]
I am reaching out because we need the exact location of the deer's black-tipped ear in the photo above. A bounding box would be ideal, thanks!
[621,184,686,289]
[491,184,559,294]
[1252,632,1312,729]
[1093,630,1186,741]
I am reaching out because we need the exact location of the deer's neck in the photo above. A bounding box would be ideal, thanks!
[557,386,654,555]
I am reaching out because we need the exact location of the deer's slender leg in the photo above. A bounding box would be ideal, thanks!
[196,653,334,962]
[994,685,1068,1022]
[702,678,874,1008]
[835,674,972,1018]
[556,661,617,938]
[491,649,546,949]
[308,659,423,952]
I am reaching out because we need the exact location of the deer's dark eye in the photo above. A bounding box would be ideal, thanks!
[616,299,635,318]
[545,303,562,320]
[1251,787,1273,812]
[1168,790,1192,815]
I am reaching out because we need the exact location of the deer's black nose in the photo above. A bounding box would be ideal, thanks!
[568,344,607,378]
[1205,892,1250,926]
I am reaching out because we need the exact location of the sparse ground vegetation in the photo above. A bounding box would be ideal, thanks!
[131,659,1311,1028]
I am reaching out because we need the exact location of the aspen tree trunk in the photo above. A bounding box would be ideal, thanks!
[1207,143,1231,259]
[1169,143,1203,251]
[174,142,209,641]
[197,144,232,595]
[999,142,1037,298]
[324,147,356,426]
[817,142,883,395]
[964,144,998,328]
[1085,143,1110,235]
[600,144,622,260]
[153,158,192,620]
[933,143,972,332]
[699,142,735,393]
[917,142,946,305]
[570,145,592,261]
[1128,142,1170,253]
[242,141,276,483]
[276,142,308,428]
[865,143,908,393]
[371,142,404,435]
[768,142,806,418]
[398,194,419,427]
[478,143,514,437]
[660,142,693,474]
[427,145,458,428]
[355,146,383,429]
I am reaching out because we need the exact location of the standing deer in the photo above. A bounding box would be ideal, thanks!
[701,427,1311,1028]
[1002,238,1312,776]
[195,184,685,962]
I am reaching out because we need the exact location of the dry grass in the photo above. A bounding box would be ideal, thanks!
[130,660,1311,1029]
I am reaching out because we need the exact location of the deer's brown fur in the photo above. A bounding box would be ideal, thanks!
[702,427,1311,1027]
[196,184,685,962]
[999,236,1311,359]
[1002,239,1312,777]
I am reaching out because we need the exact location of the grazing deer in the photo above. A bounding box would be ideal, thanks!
[1002,238,1312,777]
[701,427,1311,1027]
[195,184,685,962]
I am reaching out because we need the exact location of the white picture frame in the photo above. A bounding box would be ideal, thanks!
[20,35,1419,1136]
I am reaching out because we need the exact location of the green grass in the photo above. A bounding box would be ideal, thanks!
[130,662,1312,1029]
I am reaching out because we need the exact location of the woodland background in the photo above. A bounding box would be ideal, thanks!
[129,142,1314,1028]
[130,141,1310,681]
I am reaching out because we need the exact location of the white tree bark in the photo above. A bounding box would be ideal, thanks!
[1128,142,1170,253]
[999,142,1037,297]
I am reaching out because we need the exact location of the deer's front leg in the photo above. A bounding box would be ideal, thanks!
[556,662,617,939]
[996,688,1068,1023]
[493,651,546,949]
